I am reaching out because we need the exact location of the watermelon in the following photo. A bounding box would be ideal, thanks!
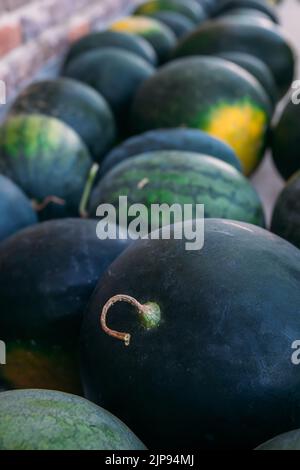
[80,219,300,449]
[63,47,154,130]
[271,100,300,180]
[271,171,300,249]
[173,17,295,98]
[62,30,158,70]
[148,11,195,38]
[0,114,93,219]
[9,78,116,164]
[134,0,207,24]
[89,151,265,227]
[212,0,279,23]
[0,219,130,392]
[0,175,37,243]
[0,390,146,450]
[218,7,276,22]
[215,51,278,105]
[131,56,272,175]
[256,430,300,450]
[110,16,176,63]
[100,128,242,176]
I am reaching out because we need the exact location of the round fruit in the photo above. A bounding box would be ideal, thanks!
[212,0,279,23]
[9,78,116,163]
[148,11,195,38]
[0,114,92,218]
[110,16,176,63]
[0,389,146,450]
[0,219,130,392]
[256,430,300,450]
[63,47,154,128]
[90,151,265,227]
[131,56,272,175]
[271,100,300,180]
[173,17,295,98]
[62,30,158,69]
[101,128,242,176]
[271,171,300,249]
[134,0,207,24]
[81,219,300,449]
[0,175,37,243]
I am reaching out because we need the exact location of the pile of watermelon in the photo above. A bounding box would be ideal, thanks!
[0,0,300,451]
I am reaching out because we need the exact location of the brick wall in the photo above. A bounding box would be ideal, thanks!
[0,0,138,104]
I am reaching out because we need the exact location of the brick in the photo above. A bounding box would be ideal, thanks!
[0,16,22,58]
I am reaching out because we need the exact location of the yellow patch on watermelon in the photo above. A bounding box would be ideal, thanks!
[111,16,157,34]
[203,102,267,175]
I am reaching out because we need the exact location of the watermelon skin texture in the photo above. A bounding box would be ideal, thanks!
[271,100,300,180]
[134,0,207,24]
[131,56,272,175]
[148,11,195,38]
[89,151,265,228]
[62,30,158,69]
[101,128,242,176]
[10,79,116,164]
[0,219,130,392]
[0,114,92,218]
[80,219,300,449]
[212,0,279,23]
[0,175,37,243]
[173,17,295,98]
[0,390,146,450]
[63,47,155,129]
[271,171,300,249]
[256,430,300,450]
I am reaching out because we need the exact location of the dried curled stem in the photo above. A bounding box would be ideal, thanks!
[32,196,66,212]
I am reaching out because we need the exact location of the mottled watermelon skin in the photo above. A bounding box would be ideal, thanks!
[63,47,155,130]
[0,219,130,392]
[0,114,92,218]
[110,16,176,63]
[89,151,265,227]
[131,56,272,175]
[212,0,279,23]
[173,17,295,98]
[9,79,116,164]
[62,30,158,69]
[134,0,207,24]
[148,11,195,38]
[0,390,146,450]
[271,171,300,249]
[101,128,242,176]
[0,175,37,243]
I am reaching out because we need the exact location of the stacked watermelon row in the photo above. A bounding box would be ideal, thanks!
[0,0,300,451]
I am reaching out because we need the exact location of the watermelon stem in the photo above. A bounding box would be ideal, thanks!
[32,196,66,212]
[100,294,161,346]
[79,163,100,218]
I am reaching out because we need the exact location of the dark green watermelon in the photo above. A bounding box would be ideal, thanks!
[63,47,154,129]
[271,171,300,249]
[256,430,300,450]
[0,175,37,243]
[90,151,265,227]
[271,100,300,180]
[0,219,130,392]
[100,128,242,176]
[110,16,176,64]
[212,0,279,23]
[0,390,146,450]
[216,51,278,105]
[131,56,272,175]
[218,7,276,22]
[62,30,157,70]
[80,219,300,449]
[0,114,93,218]
[148,11,195,38]
[134,0,207,24]
[173,16,295,98]
[9,78,116,163]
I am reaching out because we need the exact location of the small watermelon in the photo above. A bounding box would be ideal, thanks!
[110,16,176,63]
[89,151,265,227]
[0,390,146,450]
[148,11,195,38]
[9,78,116,164]
[0,114,93,218]
[134,0,207,24]
[131,56,272,175]
[256,430,300,450]
[212,0,279,23]
[100,128,242,176]
[0,175,37,243]
[271,171,300,249]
